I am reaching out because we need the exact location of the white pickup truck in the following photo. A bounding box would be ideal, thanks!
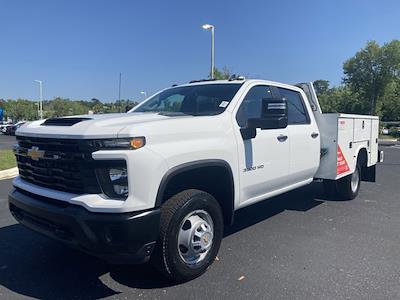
[9,78,383,282]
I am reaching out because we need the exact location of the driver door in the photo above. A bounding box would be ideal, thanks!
[235,85,290,206]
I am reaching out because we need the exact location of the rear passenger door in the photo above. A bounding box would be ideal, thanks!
[277,87,320,184]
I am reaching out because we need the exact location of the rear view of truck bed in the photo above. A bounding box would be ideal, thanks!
[315,113,379,180]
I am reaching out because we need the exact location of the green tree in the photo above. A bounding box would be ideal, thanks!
[379,79,400,121]
[3,99,38,121]
[343,40,400,114]
[48,97,71,117]
[0,96,141,121]
[313,81,365,114]
[213,66,231,80]
[313,80,330,95]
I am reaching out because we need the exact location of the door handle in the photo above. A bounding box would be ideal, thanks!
[311,132,319,139]
[277,135,288,142]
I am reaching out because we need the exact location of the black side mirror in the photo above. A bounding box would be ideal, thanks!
[241,97,288,140]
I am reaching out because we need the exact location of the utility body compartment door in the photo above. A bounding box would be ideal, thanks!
[315,113,380,180]
[354,119,372,142]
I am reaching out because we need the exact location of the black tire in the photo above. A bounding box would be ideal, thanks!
[323,179,339,199]
[151,189,224,282]
[323,164,361,200]
[338,164,361,200]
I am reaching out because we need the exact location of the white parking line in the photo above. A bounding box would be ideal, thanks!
[0,168,18,180]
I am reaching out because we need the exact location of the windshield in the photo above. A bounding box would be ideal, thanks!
[132,84,242,116]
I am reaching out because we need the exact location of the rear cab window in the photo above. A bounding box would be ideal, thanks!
[277,87,310,125]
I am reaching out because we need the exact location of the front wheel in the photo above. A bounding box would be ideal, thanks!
[151,189,224,282]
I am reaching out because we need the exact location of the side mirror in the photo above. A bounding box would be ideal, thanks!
[241,97,288,140]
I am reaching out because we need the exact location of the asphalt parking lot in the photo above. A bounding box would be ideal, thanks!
[0,146,399,299]
[0,135,16,150]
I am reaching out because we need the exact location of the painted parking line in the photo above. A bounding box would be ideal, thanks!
[0,168,18,180]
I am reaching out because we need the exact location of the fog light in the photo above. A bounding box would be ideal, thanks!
[109,168,128,196]
[96,166,129,200]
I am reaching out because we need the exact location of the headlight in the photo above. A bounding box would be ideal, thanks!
[96,166,129,200]
[88,137,146,150]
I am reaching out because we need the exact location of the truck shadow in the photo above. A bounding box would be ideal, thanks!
[0,223,178,299]
[225,182,325,237]
[0,183,328,298]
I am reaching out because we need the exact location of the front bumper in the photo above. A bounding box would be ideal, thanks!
[8,188,160,264]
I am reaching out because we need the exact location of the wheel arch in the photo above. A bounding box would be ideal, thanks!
[355,146,375,182]
[155,159,235,225]
[355,147,368,168]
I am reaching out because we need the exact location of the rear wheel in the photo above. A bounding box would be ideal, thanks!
[340,164,361,199]
[323,165,361,200]
[151,189,223,282]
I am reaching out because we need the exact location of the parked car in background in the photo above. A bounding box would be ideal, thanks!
[4,121,26,135]
[1,124,12,134]
[1,122,12,134]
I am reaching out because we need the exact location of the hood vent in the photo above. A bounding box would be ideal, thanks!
[41,117,92,126]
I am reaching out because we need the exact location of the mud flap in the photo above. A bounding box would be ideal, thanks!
[362,165,376,182]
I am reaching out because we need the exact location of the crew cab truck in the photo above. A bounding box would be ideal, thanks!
[8,78,383,282]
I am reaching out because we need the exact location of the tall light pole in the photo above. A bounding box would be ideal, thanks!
[34,80,43,119]
[202,24,215,79]
[118,72,122,113]
[118,72,122,102]
[140,91,147,99]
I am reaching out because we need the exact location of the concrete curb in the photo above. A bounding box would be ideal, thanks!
[379,140,400,146]
[0,167,18,180]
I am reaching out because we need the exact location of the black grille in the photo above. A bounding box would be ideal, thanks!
[15,136,102,194]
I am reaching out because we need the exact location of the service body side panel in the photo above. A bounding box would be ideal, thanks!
[370,119,379,166]
[315,113,379,180]
[314,114,338,180]
[337,117,357,178]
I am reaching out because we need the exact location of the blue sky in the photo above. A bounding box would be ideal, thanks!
[1,0,399,102]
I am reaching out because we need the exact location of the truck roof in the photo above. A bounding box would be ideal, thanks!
[178,78,301,91]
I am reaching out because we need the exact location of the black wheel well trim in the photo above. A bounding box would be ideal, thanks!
[155,159,235,222]
[356,147,368,165]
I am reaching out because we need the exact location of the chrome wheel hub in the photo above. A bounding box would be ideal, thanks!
[177,210,214,266]
[351,168,359,192]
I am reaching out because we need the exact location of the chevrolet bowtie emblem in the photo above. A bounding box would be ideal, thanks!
[27,146,45,161]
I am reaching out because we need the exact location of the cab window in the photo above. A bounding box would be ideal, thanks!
[277,88,310,125]
[236,85,273,127]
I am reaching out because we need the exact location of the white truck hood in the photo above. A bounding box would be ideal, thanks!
[16,112,190,139]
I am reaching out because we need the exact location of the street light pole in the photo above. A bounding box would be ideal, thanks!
[118,72,122,113]
[34,80,43,119]
[202,24,215,79]
[140,91,147,99]
[118,72,122,102]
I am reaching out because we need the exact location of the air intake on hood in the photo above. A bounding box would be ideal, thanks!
[41,117,92,126]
